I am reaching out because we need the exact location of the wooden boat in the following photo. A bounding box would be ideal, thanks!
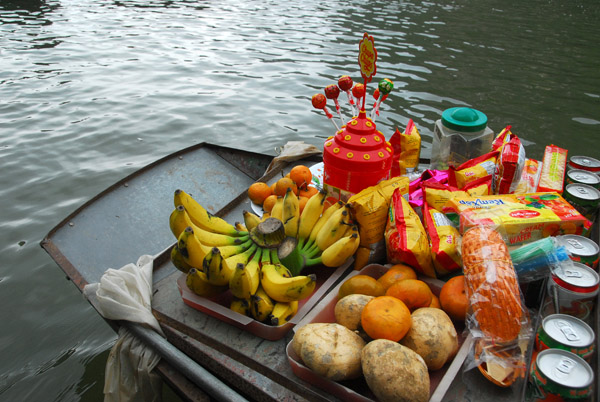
[41,142,598,402]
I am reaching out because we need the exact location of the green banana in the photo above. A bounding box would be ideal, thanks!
[230,297,251,316]
[260,263,316,302]
[177,226,212,268]
[242,210,261,232]
[315,205,351,251]
[171,244,194,273]
[250,286,275,322]
[297,189,327,248]
[318,233,360,267]
[229,248,262,299]
[268,300,299,326]
[186,268,228,297]
[282,188,300,238]
[174,189,245,236]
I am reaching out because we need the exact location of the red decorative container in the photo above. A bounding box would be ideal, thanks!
[322,109,394,201]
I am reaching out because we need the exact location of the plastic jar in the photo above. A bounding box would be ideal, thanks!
[430,107,494,170]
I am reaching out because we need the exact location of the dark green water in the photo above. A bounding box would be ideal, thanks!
[1,0,598,400]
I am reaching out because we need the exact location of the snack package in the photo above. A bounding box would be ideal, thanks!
[449,151,499,190]
[513,159,542,194]
[446,193,592,246]
[422,203,462,276]
[390,119,422,177]
[407,169,449,214]
[348,176,410,270]
[492,126,526,194]
[385,188,436,277]
[462,226,532,387]
[537,145,568,193]
[423,179,491,226]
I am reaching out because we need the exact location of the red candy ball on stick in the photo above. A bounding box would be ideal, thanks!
[352,83,366,112]
[338,75,357,116]
[312,93,340,131]
[325,84,345,125]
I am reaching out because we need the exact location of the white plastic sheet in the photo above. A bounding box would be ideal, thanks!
[83,255,164,402]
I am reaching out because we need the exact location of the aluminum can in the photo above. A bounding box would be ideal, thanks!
[548,262,599,320]
[557,234,600,269]
[565,169,600,189]
[528,349,594,400]
[563,183,600,221]
[535,314,595,362]
[568,155,600,173]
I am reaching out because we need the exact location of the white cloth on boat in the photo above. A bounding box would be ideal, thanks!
[83,254,163,402]
[265,140,321,174]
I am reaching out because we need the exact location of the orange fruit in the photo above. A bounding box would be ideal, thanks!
[429,294,441,309]
[298,185,319,199]
[338,275,385,299]
[289,165,312,190]
[298,196,309,214]
[439,275,468,322]
[361,296,412,341]
[270,182,277,194]
[377,264,418,291]
[247,182,272,205]
[274,177,298,197]
[386,279,433,311]
[262,194,278,213]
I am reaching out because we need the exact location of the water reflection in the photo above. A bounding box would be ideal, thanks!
[112,0,208,10]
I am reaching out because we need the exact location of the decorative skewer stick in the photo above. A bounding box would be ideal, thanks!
[312,93,340,131]
[325,84,345,126]
[351,83,366,113]
[371,78,393,122]
[337,75,357,117]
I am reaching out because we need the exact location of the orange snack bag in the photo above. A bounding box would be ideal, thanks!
[390,119,422,177]
[385,188,436,277]
[537,145,567,193]
[449,151,499,189]
[423,203,462,276]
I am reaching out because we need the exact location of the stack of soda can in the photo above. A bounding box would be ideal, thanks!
[564,155,600,222]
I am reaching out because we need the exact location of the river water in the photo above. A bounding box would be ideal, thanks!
[1,0,598,400]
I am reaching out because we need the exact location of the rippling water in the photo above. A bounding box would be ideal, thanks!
[1,0,598,400]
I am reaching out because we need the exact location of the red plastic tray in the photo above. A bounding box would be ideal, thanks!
[286,263,473,401]
[177,259,353,341]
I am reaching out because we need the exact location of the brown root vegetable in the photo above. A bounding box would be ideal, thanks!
[361,339,430,402]
[400,307,459,371]
[334,294,374,331]
[292,323,365,381]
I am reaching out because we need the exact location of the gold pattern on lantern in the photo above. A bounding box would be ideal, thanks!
[325,141,332,147]
[333,148,340,154]
[344,135,352,141]
[346,152,354,159]
[374,136,381,142]
[366,121,373,127]
[378,152,385,158]
[363,154,371,160]
[327,136,334,140]
[350,120,358,126]
[360,137,367,144]
[386,141,392,147]
[386,147,392,153]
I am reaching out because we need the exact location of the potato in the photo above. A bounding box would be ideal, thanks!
[400,307,459,370]
[334,294,374,330]
[361,339,429,402]
[292,323,365,381]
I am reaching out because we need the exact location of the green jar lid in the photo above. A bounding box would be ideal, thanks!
[441,107,488,132]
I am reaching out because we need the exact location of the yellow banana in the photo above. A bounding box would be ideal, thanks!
[171,205,250,247]
[297,189,327,244]
[282,188,300,238]
[186,268,228,297]
[268,300,299,326]
[259,211,271,222]
[171,244,194,273]
[230,297,251,316]
[250,286,275,322]
[229,248,262,299]
[235,222,247,231]
[259,263,316,302]
[177,226,212,268]
[320,233,361,267]
[270,196,284,222]
[202,247,227,285]
[219,242,258,285]
[174,189,245,236]
[304,200,344,248]
[242,210,261,232]
[262,248,293,278]
[315,204,351,251]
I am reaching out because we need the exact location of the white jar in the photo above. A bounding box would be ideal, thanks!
[430,107,494,170]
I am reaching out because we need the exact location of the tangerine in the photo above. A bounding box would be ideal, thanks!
[262,195,278,213]
[385,279,433,311]
[290,165,312,190]
[270,182,277,194]
[439,275,468,322]
[274,177,298,197]
[429,293,441,309]
[247,182,272,205]
[377,264,418,291]
[361,296,412,341]
[338,275,385,299]
[298,185,319,199]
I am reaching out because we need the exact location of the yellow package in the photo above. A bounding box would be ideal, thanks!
[446,193,590,246]
[514,159,542,194]
[385,189,436,277]
[348,176,410,269]
[423,203,462,276]
[390,119,422,176]
[450,151,498,189]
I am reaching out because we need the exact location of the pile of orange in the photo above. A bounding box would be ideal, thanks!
[247,164,319,214]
